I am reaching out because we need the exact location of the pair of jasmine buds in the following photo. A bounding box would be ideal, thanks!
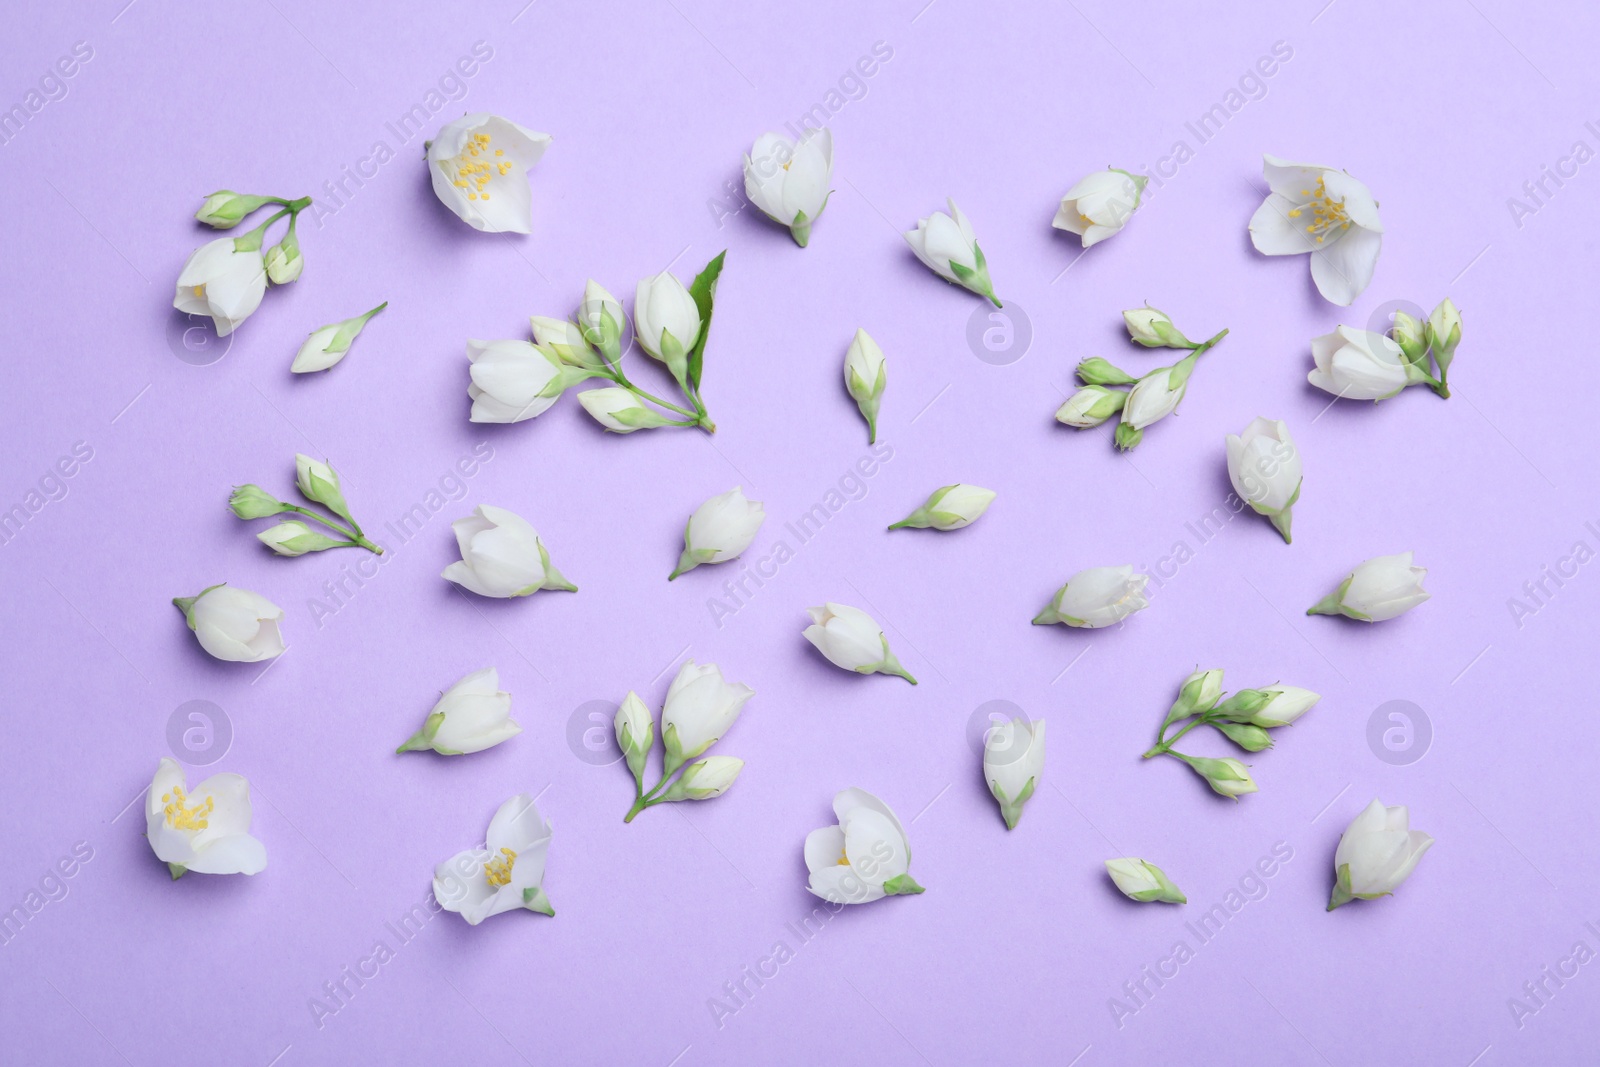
[1055,308,1229,450]
[1141,669,1322,798]
[1310,299,1461,402]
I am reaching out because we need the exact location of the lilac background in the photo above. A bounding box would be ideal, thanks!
[2,0,1598,1063]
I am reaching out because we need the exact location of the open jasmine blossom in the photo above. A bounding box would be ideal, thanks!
[146,758,266,879]
[805,788,924,904]
[427,114,551,234]
[433,794,554,924]
[1248,154,1382,306]
[802,602,916,684]
[397,667,520,755]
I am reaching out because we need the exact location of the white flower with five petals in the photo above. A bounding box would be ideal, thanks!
[146,758,266,878]
[1248,154,1383,306]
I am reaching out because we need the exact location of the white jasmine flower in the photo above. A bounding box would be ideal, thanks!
[1248,154,1383,306]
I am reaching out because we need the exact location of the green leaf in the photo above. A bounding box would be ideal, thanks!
[882,873,925,896]
[685,251,727,394]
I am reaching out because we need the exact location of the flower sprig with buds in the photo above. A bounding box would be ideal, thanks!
[469,255,728,434]
[1310,299,1461,403]
[1140,669,1321,798]
[229,455,382,556]
[615,661,754,823]
[1056,308,1229,450]
[176,191,313,336]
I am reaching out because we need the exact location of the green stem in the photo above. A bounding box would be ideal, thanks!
[1188,328,1229,356]
[280,504,383,555]
[1144,714,1210,758]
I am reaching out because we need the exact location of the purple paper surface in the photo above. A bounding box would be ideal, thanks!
[2,0,1597,1063]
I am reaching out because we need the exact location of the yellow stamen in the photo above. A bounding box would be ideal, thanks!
[1297,176,1351,240]
[485,847,517,886]
[162,786,213,831]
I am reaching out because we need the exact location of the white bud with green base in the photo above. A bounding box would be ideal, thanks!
[613,691,654,793]
[1122,305,1194,349]
[258,520,348,556]
[888,483,996,531]
[843,328,887,443]
[195,190,278,229]
[1106,858,1187,903]
[659,756,744,801]
[291,302,386,374]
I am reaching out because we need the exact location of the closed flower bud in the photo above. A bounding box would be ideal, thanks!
[1075,356,1139,387]
[1105,858,1186,904]
[983,717,1045,829]
[843,328,887,443]
[1426,297,1461,357]
[904,198,1000,307]
[172,583,285,663]
[173,237,268,337]
[1390,310,1428,365]
[802,602,916,684]
[1226,417,1302,543]
[1179,754,1258,799]
[614,691,654,787]
[1123,305,1193,348]
[889,483,996,531]
[1212,720,1273,752]
[396,667,521,755]
[1034,565,1149,628]
[441,504,577,598]
[634,270,702,384]
[264,230,303,284]
[1308,326,1425,400]
[576,387,677,433]
[671,487,766,580]
[660,660,754,776]
[1055,385,1127,428]
[291,302,386,374]
[576,280,626,363]
[257,520,343,556]
[531,315,604,369]
[1328,798,1433,910]
[195,190,275,229]
[468,339,581,424]
[660,756,744,801]
[295,454,353,525]
[743,127,833,247]
[228,484,287,520]
[1121,365,1187,432]
[1245,685,1321,728]
[1168,668,1224,722]
[1307,551,1429,622]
